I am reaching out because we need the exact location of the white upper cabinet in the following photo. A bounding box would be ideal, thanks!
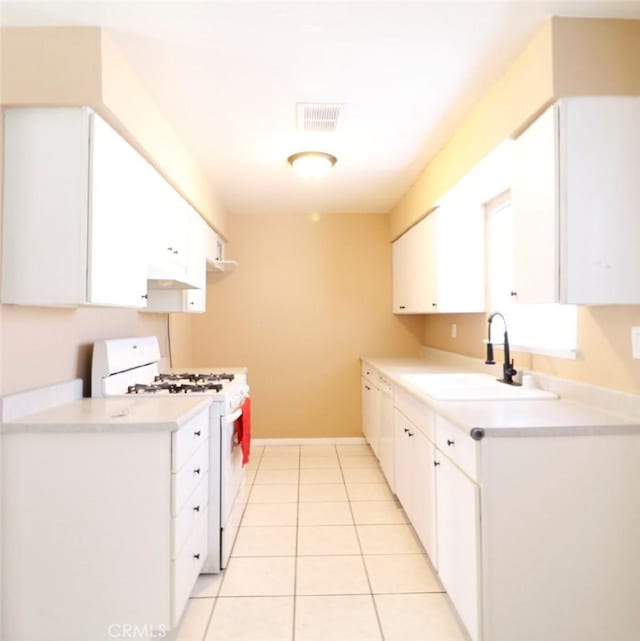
[392,205,485,314]
[392,214,436,313]
[143,163,193,287]
[512,97,640,305]
[2,108,149,308]
[145,207,209,314]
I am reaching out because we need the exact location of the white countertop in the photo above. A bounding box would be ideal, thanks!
[1,396,212,433]
[363,355,640,438]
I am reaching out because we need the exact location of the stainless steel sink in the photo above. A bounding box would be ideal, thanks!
[400,372,557,401]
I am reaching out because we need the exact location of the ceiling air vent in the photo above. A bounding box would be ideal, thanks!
[296,102,342,132]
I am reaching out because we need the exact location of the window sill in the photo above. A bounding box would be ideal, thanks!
[511,344,577,360]
[484,340,577,360]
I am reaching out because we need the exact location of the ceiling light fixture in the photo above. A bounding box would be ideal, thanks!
[287,151,337,179]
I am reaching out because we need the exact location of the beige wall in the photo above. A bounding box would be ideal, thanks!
[391,17,640,394]
[176,214,424,438]
[390,21,554,240]
[0,305,169,397]
[0,27,222,395]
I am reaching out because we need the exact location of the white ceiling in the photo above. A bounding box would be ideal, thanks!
[2,1,640,216]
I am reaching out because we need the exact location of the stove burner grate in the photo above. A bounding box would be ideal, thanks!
[127,381,224,394]
[155,372,235,384]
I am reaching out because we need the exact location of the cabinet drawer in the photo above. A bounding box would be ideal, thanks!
[172,408,209,472]
[395,387,435,442]
[436,416,478,481]
[173,441,209,516]
[173,476,208,559]
[172,517,208,625]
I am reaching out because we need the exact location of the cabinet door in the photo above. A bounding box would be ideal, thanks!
[392,231,414,313]
[2,108,90,306]
[411,430,437,566]
[88,114,148,307]
[361,378,380,457]
[392,215,436,313]
[561,97,640,304]
[512,104,559,303]
[378,387,395,491]
[435,204,485,313]
[436,454,480,641]
[393,409,413,513]
[186,207,207,291]
[142,161,190,281]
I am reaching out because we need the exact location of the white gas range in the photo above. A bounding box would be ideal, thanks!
[91,336,250,572]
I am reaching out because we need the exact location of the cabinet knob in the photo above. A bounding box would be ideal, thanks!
[193,505,200,512]
[193,468,201,475]
[408,431,414,437]
[399,305,406,309]
[434,460,440,467]
[365,385,371,391]
[193,553,201,560]
[432,302,437,307]
[141,294,148,300]
[447,439,455,447]
[510,291,518,297]
[194,430,201,437]
[403,427,409,433]
[189,301,194,306]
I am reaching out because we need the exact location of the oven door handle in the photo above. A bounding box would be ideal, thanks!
[223,408,243,425]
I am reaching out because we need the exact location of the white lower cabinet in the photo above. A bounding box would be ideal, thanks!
[411,428,437,565]
[435,452,480,641]
[361,363,640,641]
[378,381,395,491]
[393,407,437,563]
[361,373,381,458]
[1,409,210,641]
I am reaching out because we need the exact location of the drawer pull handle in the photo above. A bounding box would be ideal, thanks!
[193,505,200,512]
[447,439,455,446]
[193,553,200,560]
[365,385,371,391]
[193,468,201,475]
[194,430,201,437]
[434,461,440,467]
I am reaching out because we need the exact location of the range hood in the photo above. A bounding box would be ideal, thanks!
[147,263,198,290]
[206,257,238,273]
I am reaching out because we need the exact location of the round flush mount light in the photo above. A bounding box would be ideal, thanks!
[287,151,337,178]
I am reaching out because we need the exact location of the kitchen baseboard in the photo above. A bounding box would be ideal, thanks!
[252,437,367,446]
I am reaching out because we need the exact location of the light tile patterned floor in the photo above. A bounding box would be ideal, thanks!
[169,444,468,641]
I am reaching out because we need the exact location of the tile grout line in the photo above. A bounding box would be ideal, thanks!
[337,445,387,641]
[200,445,264,640]
[292,444,301,641]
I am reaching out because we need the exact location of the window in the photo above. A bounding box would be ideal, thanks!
[486,194,577,357]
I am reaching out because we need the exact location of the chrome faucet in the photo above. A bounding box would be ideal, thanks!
[485,312,520,386]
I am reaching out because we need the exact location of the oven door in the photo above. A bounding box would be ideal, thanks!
[219,400,248,568]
